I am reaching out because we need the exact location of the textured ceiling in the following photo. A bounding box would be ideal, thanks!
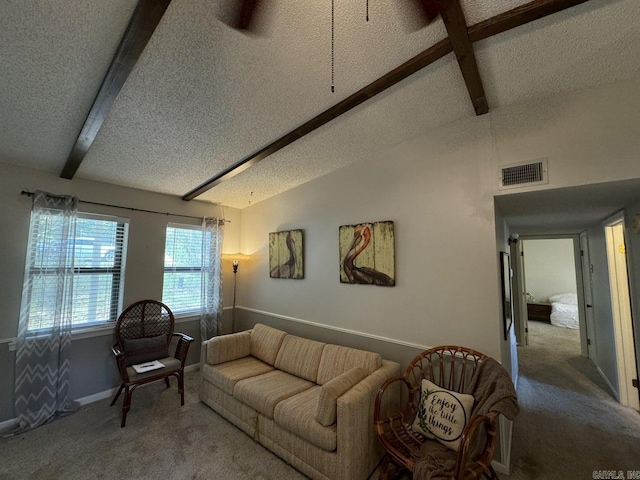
[1,0,639,209]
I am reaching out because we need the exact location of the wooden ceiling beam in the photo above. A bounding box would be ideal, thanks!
[183,0,592,200]
[435,0,488,116]
[182,39,453,201]
[60,0,172,179]
[468,0,591,43]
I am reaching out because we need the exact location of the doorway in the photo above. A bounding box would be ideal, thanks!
[604,213,640,410]
[517,236,588,356]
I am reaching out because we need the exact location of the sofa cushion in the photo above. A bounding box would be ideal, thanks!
[206,331,251,365]
[315,367,368,426]
[274,335,326,382]
[123,335,169,367]
[201,356,274,395]
[274,386,337,452]
[250,324,288,366]
[126,356,180,381]
[234,370,314,418]
[316,344,382,385]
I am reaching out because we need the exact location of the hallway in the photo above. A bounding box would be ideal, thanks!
[505,321,640,479]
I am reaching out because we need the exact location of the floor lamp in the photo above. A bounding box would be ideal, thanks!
[223,253,250,333]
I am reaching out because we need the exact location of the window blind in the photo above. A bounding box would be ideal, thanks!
[163,223,209,314]
[27,214,128,330]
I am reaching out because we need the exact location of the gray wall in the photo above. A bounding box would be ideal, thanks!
[0,163,241,422]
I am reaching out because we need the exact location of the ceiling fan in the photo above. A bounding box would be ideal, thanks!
[223,0,441,32]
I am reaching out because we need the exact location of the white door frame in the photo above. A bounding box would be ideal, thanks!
[580,231,597,361]
[604,211,640,410]
[515,234,588,356]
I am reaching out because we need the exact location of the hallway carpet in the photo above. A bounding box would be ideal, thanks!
[504,321,640,479]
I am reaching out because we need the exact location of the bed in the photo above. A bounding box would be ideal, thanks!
[548,292,579,329]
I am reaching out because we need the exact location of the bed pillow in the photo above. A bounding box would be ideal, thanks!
[548,293,578,305]
[411,379,475,452]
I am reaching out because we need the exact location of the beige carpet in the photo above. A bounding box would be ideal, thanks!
[503,321,640,479]
[0,372,307,480]
[2,327,639,480]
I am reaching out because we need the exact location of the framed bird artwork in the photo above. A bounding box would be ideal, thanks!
[339,221,395,286]
[269,230,304,279]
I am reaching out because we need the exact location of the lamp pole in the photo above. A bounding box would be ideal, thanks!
[232,260,238,333]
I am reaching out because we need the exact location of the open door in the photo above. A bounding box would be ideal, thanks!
[580,231,597,361]
[511,238,528,346]
[604,214,640,410]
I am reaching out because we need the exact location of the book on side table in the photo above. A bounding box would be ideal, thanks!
[132,360,165,374]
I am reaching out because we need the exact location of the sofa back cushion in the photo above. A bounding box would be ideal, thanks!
[274,335,326,382]
[316,344,382,385]
[250,324,288,366]
[315,366,368,426]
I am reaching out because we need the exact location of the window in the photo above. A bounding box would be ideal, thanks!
[163,223,209,314]
[26,213,128,331]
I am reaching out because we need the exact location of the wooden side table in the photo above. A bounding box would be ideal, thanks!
[527,302,552,322]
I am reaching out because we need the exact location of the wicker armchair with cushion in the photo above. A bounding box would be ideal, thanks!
[374,346,519,480]
[110,299,194,427]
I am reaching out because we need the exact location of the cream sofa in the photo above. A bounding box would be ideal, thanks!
[199,323,400,480]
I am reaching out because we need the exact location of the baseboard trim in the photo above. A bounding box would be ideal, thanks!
[492,460,509,475]
[238,306,434,352]
[0,363,202,431]
[0,417,19,433]
[596,364,619,400]
[75,362,201,406]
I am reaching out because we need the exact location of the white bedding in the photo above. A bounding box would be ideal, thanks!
[548,292,579,329]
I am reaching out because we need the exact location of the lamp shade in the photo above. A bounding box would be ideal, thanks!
[222,253,251,262]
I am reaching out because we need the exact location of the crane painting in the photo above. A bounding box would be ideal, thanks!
[269,229,304,279]
[339,221,395,286]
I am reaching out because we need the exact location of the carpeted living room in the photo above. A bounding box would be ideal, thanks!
[2,0,640,479]
[1,331,640,479]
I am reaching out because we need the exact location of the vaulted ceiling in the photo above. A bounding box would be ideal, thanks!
[1,0,639,209]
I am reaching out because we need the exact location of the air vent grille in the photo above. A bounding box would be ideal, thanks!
[499,159,548,189]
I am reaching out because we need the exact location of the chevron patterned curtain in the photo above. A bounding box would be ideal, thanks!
[13,191,80,433]
[200,217,224,341]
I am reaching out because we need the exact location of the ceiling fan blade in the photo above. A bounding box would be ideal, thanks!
[414,0,440,25]
[235,0,259,30]
[219,0,260,31]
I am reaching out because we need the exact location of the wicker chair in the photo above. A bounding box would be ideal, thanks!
[110,300,193,427]
[374,346,502,480]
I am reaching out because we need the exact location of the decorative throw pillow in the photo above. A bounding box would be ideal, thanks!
[411,379,475,452]
[124,335,169,367]
[315,367,368,426]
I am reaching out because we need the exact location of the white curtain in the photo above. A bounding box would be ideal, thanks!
[13,191,80,433]
[200,217,224,341]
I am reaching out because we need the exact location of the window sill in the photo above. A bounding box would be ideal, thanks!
[3,315,202,352]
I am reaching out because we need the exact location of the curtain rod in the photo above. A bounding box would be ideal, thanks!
[20,190,229,223]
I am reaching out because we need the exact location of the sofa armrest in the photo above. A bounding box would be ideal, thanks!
[202,331,252,366]
[336,359,400,480]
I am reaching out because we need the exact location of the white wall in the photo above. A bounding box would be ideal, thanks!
[239,115,503,357]
[522,239,577,302]
[493,77,640,193]
[0,163,241,421]
[237,76,640,362]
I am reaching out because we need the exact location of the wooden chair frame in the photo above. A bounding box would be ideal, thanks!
[110,300,194,427]
[374,345,500,480]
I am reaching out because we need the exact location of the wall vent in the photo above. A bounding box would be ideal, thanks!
[499,159,548,190]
